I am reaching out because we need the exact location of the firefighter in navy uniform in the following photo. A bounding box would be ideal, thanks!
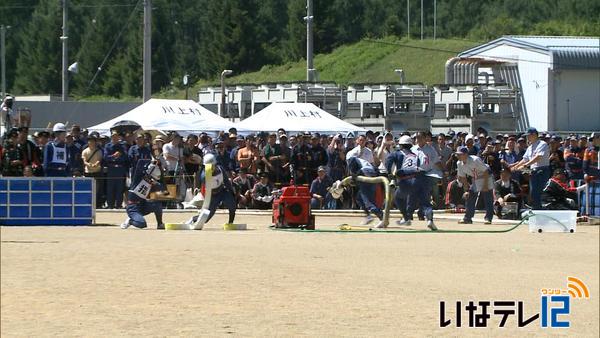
[185,153,237,226]
[346,156,385,228]
[386,135,437,230]
[121,160,167,229]
[43,123,69,176]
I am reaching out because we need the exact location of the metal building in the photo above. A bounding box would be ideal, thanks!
[197,82,344,120]
[455,36,600,132]
[344,83,433,131]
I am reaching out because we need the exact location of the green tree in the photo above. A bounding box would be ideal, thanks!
[13,0,62,94]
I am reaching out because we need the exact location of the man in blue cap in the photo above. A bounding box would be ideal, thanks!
[511,127,550,209]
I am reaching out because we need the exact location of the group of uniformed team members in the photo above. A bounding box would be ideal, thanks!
[346,127,565,230]
[120,153,237,230]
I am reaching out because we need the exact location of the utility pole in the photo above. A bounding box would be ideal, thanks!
[143,0,152,102]
[434,0,437,40]
[61,0,68,101]
[406,0,410,39]
[420,0,423,40]
[1,25,7,98]
[305,0,314,82]
[220,70,233,117]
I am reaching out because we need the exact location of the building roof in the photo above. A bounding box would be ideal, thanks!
[459,36,600,70]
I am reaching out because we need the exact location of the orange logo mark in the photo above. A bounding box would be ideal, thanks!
[567,276,590,299]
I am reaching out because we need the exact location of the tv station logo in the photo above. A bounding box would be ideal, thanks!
[439,276,590,328]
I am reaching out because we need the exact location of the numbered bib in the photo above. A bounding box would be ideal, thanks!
[51,145,67,165]
[131,179,152,199]
[401,153,418,172]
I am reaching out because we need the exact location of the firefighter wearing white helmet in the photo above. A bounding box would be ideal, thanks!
[121,160,168,229]
[42,123,69,176]
[185,150,237,227]
[385,133,437,230]
[203,153,217,165]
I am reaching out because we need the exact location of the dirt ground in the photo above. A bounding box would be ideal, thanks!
[1,212,599,337]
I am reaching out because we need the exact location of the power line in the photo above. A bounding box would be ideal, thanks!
[0,4,137,10]
[85,0,142,93]
[364,38,594,68]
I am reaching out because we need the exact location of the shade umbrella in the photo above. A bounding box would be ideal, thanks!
[110,120,141,134]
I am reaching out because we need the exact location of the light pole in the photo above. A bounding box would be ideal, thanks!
[183,74,189,100]
[394,69,405,84]
[1,25,10,98]
[420,0,423,40]
[220,69,233,117]
[143,0,152,102]
[61,0,68,101]
[304,0,314,82]
[433,0,437,40]
[406,0,410,39]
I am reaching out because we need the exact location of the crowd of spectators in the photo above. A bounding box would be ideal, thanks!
[1,122,598,217]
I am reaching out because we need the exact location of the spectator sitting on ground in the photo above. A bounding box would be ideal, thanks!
[445,177,465,211]
[232,167,255,208]
[541,168,578,210]
[310,165,334,210]
[493,168,522,218]
[251,172,274,209]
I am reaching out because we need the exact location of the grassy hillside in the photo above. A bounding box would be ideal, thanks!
[158,37,480,99]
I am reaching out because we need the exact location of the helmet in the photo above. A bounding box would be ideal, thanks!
[398,135,412,145]
[203,153,217,165]
[53,123,67,133]
[145,162,162,181]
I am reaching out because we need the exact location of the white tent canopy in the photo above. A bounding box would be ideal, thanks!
[235,103,366,134]
[88,99,234,134]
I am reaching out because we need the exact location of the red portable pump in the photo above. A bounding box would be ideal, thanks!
[272,184,315,230]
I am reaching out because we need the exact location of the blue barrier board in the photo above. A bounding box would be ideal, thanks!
[0,177,95,226]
